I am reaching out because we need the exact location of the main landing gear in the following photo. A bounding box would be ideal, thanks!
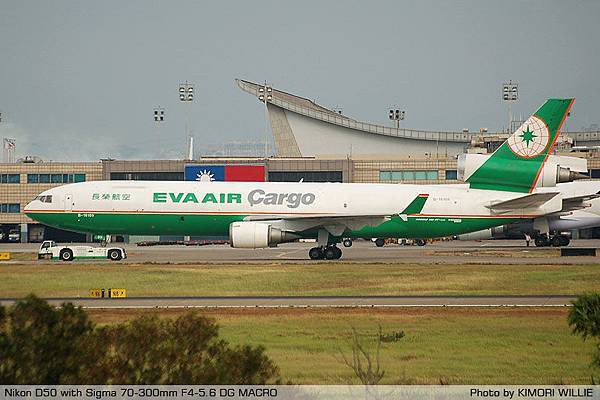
[534,233,570,247]
[309,245,342,260]
[309,229,343,260]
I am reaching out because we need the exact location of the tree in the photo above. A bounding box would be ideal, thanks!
[568,293,600,377]
[0,294,92,384]
[339,326,386,385]
[0,296,280,384]
[568,293,600,341]
[84,314,279,384]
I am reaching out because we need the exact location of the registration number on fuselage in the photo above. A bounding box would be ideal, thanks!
[77,213,95,218]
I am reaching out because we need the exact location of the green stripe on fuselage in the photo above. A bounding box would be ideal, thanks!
[27,211,519,239]
[29,212,246,236]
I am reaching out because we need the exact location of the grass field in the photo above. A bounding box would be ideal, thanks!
[0,262,598,297]
[87,307,597,384]
[2,260,598,383]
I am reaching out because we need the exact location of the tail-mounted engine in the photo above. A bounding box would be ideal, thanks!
[458,153,588,188]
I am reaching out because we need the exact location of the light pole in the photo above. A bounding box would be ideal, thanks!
[179,81,194,159]
[153,107,164,158]
[258,82,272,157]
[388,107,405,129]
[502,81,518,133]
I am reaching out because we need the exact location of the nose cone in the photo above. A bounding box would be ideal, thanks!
[24,199,38,214]
[24,190,54,222]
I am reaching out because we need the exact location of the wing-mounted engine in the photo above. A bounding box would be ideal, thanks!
[229,221,299,248]
[458,153,588,189]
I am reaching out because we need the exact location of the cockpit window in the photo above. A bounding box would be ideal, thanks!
[35,195,53,203]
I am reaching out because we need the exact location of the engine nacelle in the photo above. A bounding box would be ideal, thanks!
[457,153,587,188]
[457,229,493,241]
[457,226,508,240]
[229,221,299,248]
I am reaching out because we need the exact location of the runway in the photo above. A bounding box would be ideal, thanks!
[0,295,575,309]
[2,239,599,265]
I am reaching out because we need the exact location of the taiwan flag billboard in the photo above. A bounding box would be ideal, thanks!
[185,165,265,182]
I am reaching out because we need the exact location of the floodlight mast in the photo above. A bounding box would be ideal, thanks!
[153,107,165,158]
[179,81,194,160]
[258,82,273,157]
[388,106,405,129]
[502,81,518,133]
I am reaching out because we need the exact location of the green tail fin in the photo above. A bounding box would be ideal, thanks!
[466,98,574,193]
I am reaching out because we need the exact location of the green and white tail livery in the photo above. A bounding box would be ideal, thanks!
[466,98,574,193]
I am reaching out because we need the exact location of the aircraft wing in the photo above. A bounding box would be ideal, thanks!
[243,194,430,236]
[245,214,391,236]
[486,192,560,212]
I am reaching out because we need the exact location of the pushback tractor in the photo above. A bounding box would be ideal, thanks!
[37,240,127,261]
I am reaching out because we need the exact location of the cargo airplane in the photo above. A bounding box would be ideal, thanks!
[25,99,587,259]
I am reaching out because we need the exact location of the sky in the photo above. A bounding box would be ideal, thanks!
[0,0,599,161]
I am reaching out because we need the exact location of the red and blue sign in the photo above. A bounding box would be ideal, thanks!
[185,165,265,182]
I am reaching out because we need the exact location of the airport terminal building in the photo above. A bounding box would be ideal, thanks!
[0,156,458,242]
[236,79,600,158]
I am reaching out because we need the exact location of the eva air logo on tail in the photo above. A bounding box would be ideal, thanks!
[507,115,550,158]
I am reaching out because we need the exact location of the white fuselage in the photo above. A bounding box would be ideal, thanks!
[23,180,563,239]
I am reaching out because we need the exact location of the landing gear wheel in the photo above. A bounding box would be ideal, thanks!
[309,247,324,260]
[551,235,562,247]
[108,249,122,261]
[558,235,570,246]
[374,238,385,247]
[415,239,426,246]
[534,236,549,247]
[343,239,353,248]
[60,249,73,262]
[324,246,338,260]
[333,246,342,259]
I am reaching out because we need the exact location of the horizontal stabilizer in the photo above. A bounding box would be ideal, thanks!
[486,192,560,211]
[562,192,600,212]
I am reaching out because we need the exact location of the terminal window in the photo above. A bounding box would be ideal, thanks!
[110,172,184,181]
[445,170,458,180]
[268,171,343,183]
[0,174,20,183]
[27,173,86,183]
[0,203,20,213]
[380,170,438,181]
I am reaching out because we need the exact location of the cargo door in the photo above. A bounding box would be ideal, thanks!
[65,194,74,211]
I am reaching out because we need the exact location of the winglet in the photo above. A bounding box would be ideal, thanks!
[401,194,429,215]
